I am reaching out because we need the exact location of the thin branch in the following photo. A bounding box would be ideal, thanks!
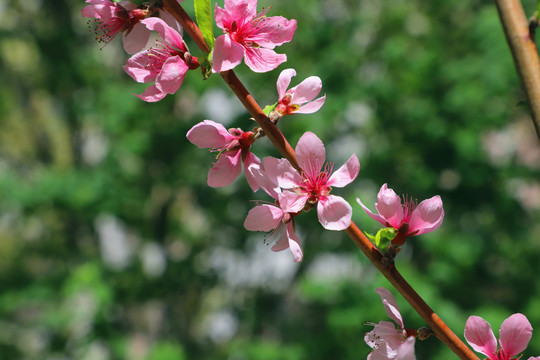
[495,0,540,141]
[162,1,480,359]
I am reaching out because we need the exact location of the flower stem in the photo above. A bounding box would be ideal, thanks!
[161,1,480,359]
[494,0,540,141]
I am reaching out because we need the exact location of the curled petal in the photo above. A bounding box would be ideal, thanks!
[356,198,388,227]
[408,195,444,236]
[295,94,326,114]
[135,84,167,102]
[186,120,236,149]
[124,51,156,83]
[141,17,184,50]
[375,184,404,229]
[277,68,296,99]
[155,56,188,94]
[243,152,261,192]
[272,223,303,262]
[327,154,360,188]
[289,76,323,105]
[499,313,533,358]
[375,287,404,329]
[212,34,245,73]
[464,316,498,359]
[207,151,242,188]
[244,204,284,232]
[317,195,352,231]
[295,132,325,175]
[243,47,286,73]
[122,22,150,54]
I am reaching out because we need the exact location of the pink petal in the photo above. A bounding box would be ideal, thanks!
[317,195,352,231]
[499,313,533,358]
[289,76,323,105]
[277,68,296,99]
[155,56,188,95]
[295,131,325,175]
[246,16,297,48]
[327,154,360,188]
[272,223,303,263]
[244,204,284,231]
[375,184,404,229]
[356,198,388,227]
[263,157,302,189]
[159,9,183,36]
[207,151,242,187]
[214,3,227,30]
[141,17,184,50]
[365,321,397,349]
[212,34,245,73]
[464,316,498,358]
[408,195,444,236]
[375,287,404,329]
[278,191,307,213]
[135,84,167,102]
[295,95,326,114]
[186,120,236,149]
[286,223,303,262]
[223,0,257,21]
[250,166,280,200]
[243,47,286,73]
[365,321,404,357]
[122,22,150,54]
[81,4,116,20]
[243,152,261,192]
[396,337,416,360]
[124,51,157,83]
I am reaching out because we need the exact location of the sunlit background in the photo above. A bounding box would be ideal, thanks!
[1,0,539,359]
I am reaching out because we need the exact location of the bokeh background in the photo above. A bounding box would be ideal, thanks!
[1,0,540,359]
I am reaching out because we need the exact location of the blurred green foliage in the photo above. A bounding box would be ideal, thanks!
[0,0,539,359]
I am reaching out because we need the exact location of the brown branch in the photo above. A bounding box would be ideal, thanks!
[162,0,479,359]
[495,0,540,141]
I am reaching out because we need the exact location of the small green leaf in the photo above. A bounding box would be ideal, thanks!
[366,227,397,252]
[195,0,215,50]
[262,102,278,116]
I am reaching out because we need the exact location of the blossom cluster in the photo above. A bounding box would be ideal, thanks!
[81,1,536,359]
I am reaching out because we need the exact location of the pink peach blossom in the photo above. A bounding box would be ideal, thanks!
[274,68,326,118]
[357,184,444,244]
[264,132,359,231]
[186,120,261,191]
[124,17,198,102]
[212,0,297,73]
[244,168,303,262]
[365,287,416,360]
[465,313,538,360]
[82,0,150,53]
